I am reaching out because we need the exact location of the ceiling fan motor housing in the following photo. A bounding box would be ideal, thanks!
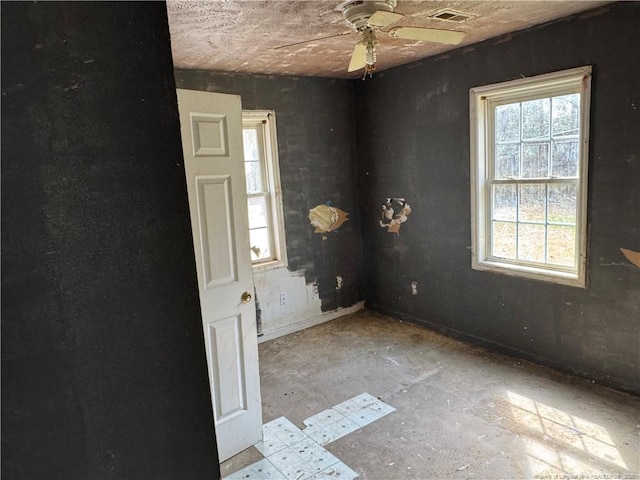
[341,0,397,30]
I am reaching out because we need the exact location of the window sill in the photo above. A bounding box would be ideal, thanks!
[252,260,287,274]
[472,259,585,288]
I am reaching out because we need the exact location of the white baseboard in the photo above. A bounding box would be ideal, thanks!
[258,301,365,344]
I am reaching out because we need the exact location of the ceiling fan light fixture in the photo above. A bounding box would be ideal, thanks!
[340,0,397,30]
[336,0,468,77]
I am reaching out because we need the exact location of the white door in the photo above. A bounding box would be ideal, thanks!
[176,88,263,462]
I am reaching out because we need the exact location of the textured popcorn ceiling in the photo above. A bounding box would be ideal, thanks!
[166,1,610,78]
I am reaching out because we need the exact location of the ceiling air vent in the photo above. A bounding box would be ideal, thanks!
[431,9,477,22]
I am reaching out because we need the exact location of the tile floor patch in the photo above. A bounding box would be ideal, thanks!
[224,393,394,480]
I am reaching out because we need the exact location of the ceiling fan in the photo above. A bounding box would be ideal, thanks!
[275,0,466,78]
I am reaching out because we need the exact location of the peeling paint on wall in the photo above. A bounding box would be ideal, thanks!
[253,267,322,335]
[620,248,640,269]
[379,198,411,234]
[309,203,349,237]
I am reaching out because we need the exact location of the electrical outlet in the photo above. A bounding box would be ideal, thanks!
[336,276,343,290]
[411,281,418,295]
[279,292,286,305]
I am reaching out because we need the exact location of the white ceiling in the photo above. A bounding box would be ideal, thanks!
[166,1,611,79]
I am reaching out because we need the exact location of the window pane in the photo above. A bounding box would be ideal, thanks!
[493,184,517,221]
[547,225,576,266]
[522,143,549,178]
[249,227,271,261]
[552,94,580,137]
[496,103,520,142]
[522,98,550,140]
[248,195,269,229]
[496,144,520,178]
[551,140,579,177]
[517,224,546,262]
[548,184,576,224]
[243,128,260,161]
[492,221,516,259]
[245,160,263,194]
[519,184,546,222]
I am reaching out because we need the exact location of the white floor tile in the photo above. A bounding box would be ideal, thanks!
[293,437,340,473]
[263,416,309,446]
[304,417,360,446]
[332,398,362,417]
[254,435,288,457]
[303,408,343,428]
[333,393,395,427]
[268,446,315,480]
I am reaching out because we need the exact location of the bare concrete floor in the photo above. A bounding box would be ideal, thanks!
[222,310,640,479]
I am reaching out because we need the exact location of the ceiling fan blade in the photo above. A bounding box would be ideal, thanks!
[389,27,465,45]
[348,42,367,72]
[273,31,352,50]
[368,10,404,28]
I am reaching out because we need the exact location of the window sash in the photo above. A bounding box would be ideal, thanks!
[486,178,578,271]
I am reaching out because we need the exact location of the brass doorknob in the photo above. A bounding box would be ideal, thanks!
[241,291,252,304]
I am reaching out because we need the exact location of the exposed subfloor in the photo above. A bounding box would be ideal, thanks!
[222,310,640,479]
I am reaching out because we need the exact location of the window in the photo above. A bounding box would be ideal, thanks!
[470,66,592,287]
[242,110,286,269]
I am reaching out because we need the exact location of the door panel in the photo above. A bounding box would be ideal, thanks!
[191,113,228,156]
[206,314,246,420]
[196,175,237,286]
[176,88,262,462]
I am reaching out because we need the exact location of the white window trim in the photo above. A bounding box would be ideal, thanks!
[470,66,592,288]
[242,110,287,271]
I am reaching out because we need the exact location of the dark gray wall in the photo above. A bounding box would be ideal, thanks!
[174,71,362,311]
[1,3,220,479]
[356,3,640,394]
